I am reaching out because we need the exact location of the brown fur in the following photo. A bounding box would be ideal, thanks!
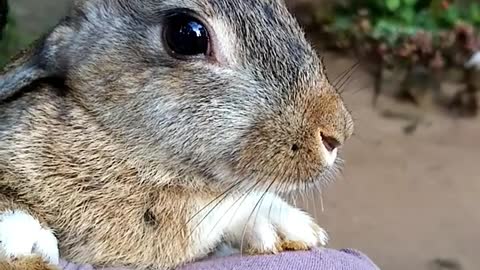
[0,0,354,269]
[0,257,57,270]
[0,96,214,267]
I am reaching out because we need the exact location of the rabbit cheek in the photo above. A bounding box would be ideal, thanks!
[230,89,352,191]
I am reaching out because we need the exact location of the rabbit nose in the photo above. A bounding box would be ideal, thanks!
[321,133,340,152]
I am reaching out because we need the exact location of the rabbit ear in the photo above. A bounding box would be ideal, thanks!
[0,22,73,101]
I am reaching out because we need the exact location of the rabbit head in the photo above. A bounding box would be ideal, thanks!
[0,0,354,192]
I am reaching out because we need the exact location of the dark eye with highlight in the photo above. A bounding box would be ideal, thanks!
[163,12,210,58]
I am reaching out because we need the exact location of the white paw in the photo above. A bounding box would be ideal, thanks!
[0,210,59,265]
[238,215,280,253]
[199,192,327,254]
[210,243,240,258]
[274,205,329,247]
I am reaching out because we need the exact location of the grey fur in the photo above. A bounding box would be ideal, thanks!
[0,0,354,269]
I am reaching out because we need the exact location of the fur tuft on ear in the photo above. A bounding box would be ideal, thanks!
[0,22,73,101]
[0,42,47,100]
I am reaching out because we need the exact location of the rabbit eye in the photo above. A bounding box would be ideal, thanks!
[163,13,210,58]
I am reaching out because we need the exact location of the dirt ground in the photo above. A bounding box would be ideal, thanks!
[309,53,480,270]
[8,1,480,270]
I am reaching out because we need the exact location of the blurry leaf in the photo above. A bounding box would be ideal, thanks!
[468,3,480,24]
[386,0,401,12]
[320,0,480,59]
[442,6,461,26]
[0,15,30,68]
[414,10,438,30]
[399,7,415,24]
[333,15,353,31]
[403,0,417,7]
[372,19,402,45]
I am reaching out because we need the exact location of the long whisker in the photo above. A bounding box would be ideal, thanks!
[205,178,264,242]
[269,167,290,221]
[174,180,244,247]
[338,64,360,94]
[350,84,372,96]
[319,189,325,213]
[240,155,295,255]
[236,162,283,231]
[310,182,319,222]
[272,158,297,232]
[183,180,242,228]
[238,159,285,255]
[193,155,284,250]
[239,175,278,255]
[335,61,359,90]
[333,61,359,87]
[254,159,292,240]
[339,76,358,94]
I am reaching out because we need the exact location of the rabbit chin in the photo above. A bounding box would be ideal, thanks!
[208,156,342,194]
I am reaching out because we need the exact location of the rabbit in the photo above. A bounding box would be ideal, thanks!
[0,0,354,269]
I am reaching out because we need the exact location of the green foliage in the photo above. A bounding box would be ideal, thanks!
[468,2,480,24]
[292,0,480,116]
[0,14,30,67]
[329,0,480,47]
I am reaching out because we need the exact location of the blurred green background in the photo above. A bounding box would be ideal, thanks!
[0,0,70,66]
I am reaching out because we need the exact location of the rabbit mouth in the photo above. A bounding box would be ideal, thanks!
[263,156,344,194]
[219,131,344,194]
[209,149,343,195]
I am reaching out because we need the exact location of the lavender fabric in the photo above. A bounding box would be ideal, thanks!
[59,249,380,270]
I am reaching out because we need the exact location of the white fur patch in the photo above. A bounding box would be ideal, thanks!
[209,18,238,66]
[193,192,327,255]
[322,145,338,167]
[465,51,480,70]
[0,210,59,265]
[210,243,240,258]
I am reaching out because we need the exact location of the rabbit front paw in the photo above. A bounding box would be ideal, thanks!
[223,193,328,255]
[0,210,59,265]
